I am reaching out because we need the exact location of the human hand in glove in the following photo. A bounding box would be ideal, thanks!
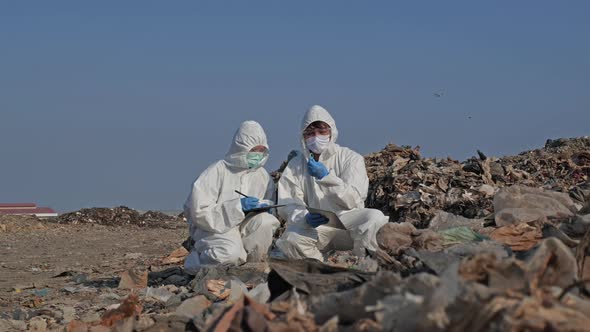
[256,203,273,214]
[240,197,259,212]
[305,212,329,228]
[307,158,329,179]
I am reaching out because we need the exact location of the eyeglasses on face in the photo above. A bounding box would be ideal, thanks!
[302,127,331,137]
[249,145,268,153]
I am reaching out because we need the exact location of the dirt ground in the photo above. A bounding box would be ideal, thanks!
[0,216,187,321]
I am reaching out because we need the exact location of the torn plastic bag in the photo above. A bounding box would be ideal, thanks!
[412,229,444,252]
[494,186,577,226]
[377,222,444,255]
[525,237,578,290]
[268,259,375,301]
[376,222,415,255]
[406,241,511,275]
[458,253,528,291]
[438,226,486,247]
[560,213,590,238]
[377,262,493,332]
[429,210,485,232]
[307,271,402,325]
[542,223,578,247]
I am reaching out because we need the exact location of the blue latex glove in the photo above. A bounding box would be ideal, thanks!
[306,212,329,228]
[307,158,329,179]
[240,197,259,212]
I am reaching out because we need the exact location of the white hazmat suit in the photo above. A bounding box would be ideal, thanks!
[183,121,280,274]
[276,105,389,260]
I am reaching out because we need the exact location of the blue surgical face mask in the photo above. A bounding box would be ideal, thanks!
[246,152,265,169]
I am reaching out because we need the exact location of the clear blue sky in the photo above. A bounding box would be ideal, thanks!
[1,1,588,212]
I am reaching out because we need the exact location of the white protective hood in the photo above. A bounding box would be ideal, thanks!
[276,104,385,260]
[184,120,278,271]
[224,120,269,169]
[300,105,339,160]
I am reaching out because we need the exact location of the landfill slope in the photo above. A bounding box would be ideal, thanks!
[366,137,590,227]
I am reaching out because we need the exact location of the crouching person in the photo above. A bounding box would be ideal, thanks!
[183,121,280,274]
[276,105,388,260]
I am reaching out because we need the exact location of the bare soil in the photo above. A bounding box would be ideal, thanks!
[0,215,186,315]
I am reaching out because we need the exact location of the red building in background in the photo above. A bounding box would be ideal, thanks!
[0,203,58,218]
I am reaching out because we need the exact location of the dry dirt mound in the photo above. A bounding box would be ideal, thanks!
[0,215,48,233]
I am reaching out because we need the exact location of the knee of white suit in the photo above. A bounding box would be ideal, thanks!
[241,213,280,259]
[349,209,388,232]
[184,244,246,275]
[241,214,280,246]
[205,243,246,264]
[366,209,389,227]
[276,226,323,261]
[184,250,201,275]
[354,209,388,252]
[333,208,389,257]
[243,213,280,234]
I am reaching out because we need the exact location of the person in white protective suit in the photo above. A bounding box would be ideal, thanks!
[183,121,280,273]
[275,105,389,260]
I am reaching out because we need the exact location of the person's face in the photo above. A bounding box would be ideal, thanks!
[303,121,331,139]
[249,145,268,153]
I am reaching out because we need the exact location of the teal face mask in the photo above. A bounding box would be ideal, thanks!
[246,152,265,169]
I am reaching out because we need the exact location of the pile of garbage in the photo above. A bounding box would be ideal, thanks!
[3,137,589,331]
[3,188,590,331]
[13,183,589,331]
[52,206,183,228]
[366,137,590,227]
[65,185,588,331]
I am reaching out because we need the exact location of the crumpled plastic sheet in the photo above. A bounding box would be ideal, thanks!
[190,239,590,332]
[267,259,375,301]
[429,210,486,232]
[406,241,511,275]
[307,271,402,324]
[439,227,486,247]
[526,237,578,289]
[494,185,577,226]
[374,243,587,332]
[376,222,444,255]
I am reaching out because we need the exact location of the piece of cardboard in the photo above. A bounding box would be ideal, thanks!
[307,207,346,230]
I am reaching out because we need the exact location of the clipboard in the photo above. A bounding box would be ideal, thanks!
[246,204,285,213]
[307,207,346,230]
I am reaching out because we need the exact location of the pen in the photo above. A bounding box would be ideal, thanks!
[235,190,250,198]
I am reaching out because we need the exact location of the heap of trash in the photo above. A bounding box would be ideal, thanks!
[366,136,590,227]
[33,183,586,331]
[2,137,590,331]
[52,206,183,228]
